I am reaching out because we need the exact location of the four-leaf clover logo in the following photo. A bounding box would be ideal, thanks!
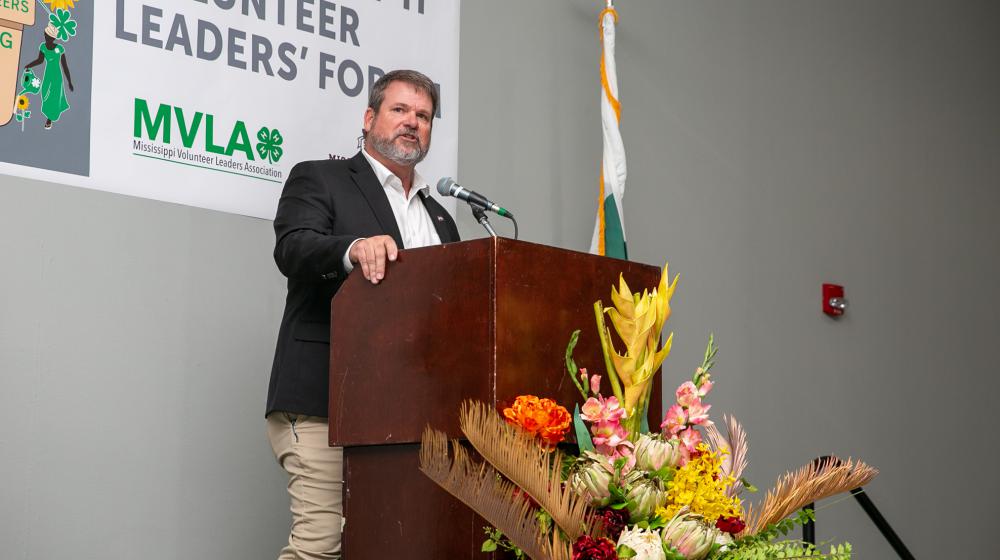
[49,9,78,41]
[256,127,284,164]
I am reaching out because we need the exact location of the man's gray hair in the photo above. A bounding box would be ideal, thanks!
[367,69,439,118]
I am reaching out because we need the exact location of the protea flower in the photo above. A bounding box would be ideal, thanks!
[624,474,668,522]
[661,512,721,560]
[617,527,666,560]
[634,433,681,472]
[569,451,615,506]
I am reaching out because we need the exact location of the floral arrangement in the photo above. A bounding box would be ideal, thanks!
[420,265,876,559]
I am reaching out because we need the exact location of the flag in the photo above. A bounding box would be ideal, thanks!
[590,3,628,259]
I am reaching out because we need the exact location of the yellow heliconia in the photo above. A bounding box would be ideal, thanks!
[597,264,678,436]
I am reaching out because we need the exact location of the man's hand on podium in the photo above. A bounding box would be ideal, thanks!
[349,235,399,284]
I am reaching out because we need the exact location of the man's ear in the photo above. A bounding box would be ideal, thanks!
[363,107,374,135]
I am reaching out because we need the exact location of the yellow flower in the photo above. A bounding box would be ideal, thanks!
[598,264,678,434]
[16,96,29,110]
[44,0,76,10]
[655,444,742,523]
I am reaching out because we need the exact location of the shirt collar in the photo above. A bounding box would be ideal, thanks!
[361,148,430,200]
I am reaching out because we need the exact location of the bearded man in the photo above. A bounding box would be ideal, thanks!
[265,69,460,560]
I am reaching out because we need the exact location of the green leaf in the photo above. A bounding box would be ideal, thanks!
[564,330,585,398]
[740,477,758,493]
[644,515,667,530]
[481,540,497,552]
[609,484,627,503]
[663,544,686,560]
[535,509,552,533]
[624,498,637,513]
[616,544,637,558]
[651,465,675,483]
[573,404,594,452]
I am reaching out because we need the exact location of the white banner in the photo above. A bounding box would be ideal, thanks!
[0,0,460,219]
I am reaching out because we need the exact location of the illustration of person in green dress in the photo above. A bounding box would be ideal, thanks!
[23,24,74,130]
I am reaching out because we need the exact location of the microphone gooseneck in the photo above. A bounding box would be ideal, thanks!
[436,177,514,218]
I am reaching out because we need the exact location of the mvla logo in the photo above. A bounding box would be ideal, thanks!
[133,98,284,164]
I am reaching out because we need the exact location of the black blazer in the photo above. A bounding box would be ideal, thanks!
[266,152,460,417]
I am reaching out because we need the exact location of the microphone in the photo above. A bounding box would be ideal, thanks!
[436,177,514,218]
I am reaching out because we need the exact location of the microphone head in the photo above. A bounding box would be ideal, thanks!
[436,177,456,196]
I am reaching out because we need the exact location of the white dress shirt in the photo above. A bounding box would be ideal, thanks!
[342,149,442,271]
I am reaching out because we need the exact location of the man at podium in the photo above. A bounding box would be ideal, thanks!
[264,69,460,560]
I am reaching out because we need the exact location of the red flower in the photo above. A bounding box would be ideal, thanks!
[572,535,617,560]
[598,507,629,541]
[715,515,746,535]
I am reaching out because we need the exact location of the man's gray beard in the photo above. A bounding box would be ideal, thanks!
[367,128,428,166]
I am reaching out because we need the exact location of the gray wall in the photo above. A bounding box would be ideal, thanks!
[2,1,998,558]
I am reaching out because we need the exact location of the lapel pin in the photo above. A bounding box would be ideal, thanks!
[437,216,445,222]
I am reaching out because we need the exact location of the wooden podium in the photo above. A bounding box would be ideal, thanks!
[328,237,661,558]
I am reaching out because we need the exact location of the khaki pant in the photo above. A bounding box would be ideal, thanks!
[266,413,344,560]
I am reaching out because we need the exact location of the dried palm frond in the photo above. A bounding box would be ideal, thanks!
[743,457,878,534]
[724,416,750,487]
[459,400,598,540]
[419,427,573,560]
[706,415,750,497]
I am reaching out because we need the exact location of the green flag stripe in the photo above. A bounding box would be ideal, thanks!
[603,195,628,259]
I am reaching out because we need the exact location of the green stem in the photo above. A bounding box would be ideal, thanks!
[638,380,655,434]
[594,300,623,403]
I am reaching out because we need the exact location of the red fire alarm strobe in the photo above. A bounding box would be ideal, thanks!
[823,284,848,317]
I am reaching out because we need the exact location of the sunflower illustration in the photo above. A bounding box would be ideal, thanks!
[43,0,77,10]
[16,96,30,110]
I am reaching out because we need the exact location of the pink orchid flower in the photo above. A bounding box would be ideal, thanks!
[660,404,688,435]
